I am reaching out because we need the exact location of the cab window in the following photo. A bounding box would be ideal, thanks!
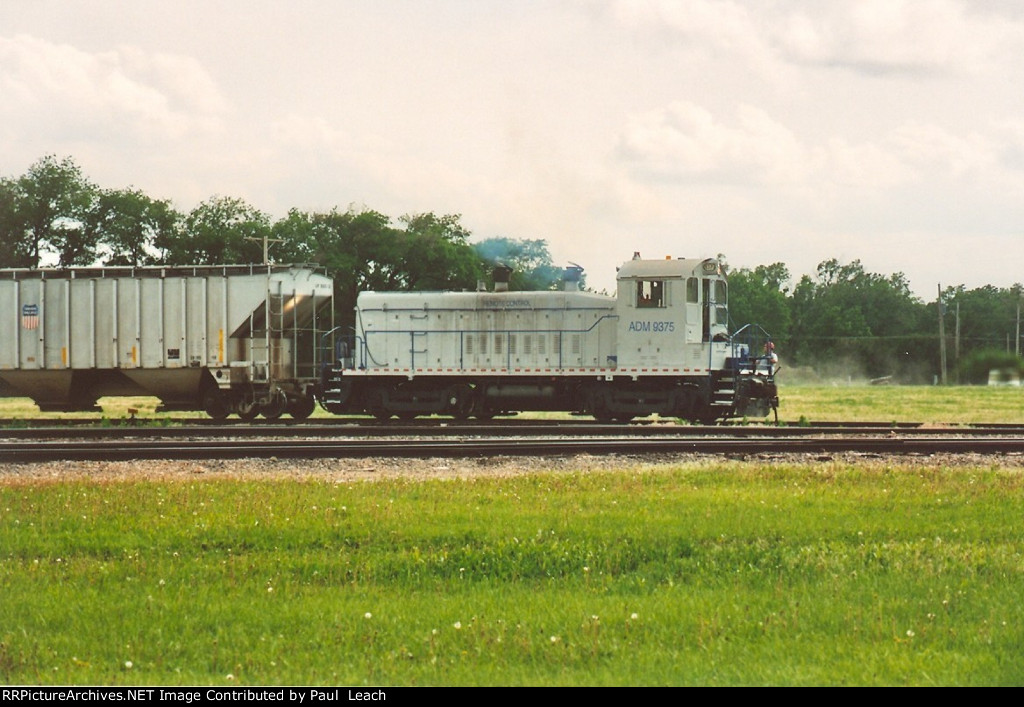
[686,277,698,303]
[636,280,665,308]
[714,280,727,304]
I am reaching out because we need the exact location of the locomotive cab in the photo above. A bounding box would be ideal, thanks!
[614,256,729,371]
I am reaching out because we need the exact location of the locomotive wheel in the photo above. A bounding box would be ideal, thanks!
[366,389,392,421]
[589,391,614,423]
[447,384,474,420]
[287,394,316,420]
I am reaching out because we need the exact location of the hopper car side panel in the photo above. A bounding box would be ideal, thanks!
[0,265,334,418]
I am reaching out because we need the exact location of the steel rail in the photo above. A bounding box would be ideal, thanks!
[4,416,1016,429]
[1,422,1023,440]
[2,435,1024,463]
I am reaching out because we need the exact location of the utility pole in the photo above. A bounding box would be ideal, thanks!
[938,284,947,385]
[955,301,960,384]
[1016,299,1020,358]
[245,235,284,265]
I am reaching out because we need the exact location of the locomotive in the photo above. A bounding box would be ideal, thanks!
[319,253,778,423]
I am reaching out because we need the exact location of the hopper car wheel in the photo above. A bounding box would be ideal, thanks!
[397,412,418,421]
[203,392,230,420]
[237,398,260,421]
[260,391,287,420]
[287,395,316,420]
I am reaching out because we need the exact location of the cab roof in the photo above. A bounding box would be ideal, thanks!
[616,257,723,280]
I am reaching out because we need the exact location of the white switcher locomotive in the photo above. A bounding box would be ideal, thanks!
[319,253,778,423]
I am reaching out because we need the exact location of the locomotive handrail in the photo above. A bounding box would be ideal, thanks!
[728,323,775,373]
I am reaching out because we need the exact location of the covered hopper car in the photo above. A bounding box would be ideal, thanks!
[320,254,778,423]
[0,265,334,419]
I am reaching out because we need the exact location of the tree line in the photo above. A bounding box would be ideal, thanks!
[0,156,564,327]
[2,155,1021,383]
[728,259,1024,383]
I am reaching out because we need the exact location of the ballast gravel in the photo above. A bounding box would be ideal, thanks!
[0,451,1021,485]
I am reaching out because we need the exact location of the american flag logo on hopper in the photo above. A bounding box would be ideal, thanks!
[21,304,39,330]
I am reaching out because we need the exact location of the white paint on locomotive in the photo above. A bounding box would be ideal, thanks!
[321,254,777,423]
[349,256,732,380]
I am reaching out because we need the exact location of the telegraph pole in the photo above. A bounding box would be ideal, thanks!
[245,235,284,265]
[1016,300,1020,358]
[938,284,947,385]
[955,301,960,384]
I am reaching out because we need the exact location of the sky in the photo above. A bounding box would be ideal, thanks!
[2,0,1023,298]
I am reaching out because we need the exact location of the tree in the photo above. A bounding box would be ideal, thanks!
[789,259,931,379]
[274,209,487,327]
[726,262,792,345]
[91,188,179,266]
[0,176,33,267]
[399,212,484,291]
[16,155,98,267]
[942,283,1024,380]
[158,196,269,265]
[269,208,321,264]
[277,207,404,327]
[473,237,564,291]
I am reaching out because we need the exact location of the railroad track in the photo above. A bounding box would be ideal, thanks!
[1,423,1023,462]
[1,420,1024,439]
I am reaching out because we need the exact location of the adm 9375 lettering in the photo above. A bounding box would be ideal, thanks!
[628,321,675,333]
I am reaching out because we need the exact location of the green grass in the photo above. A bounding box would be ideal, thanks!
[778,383,1024,424]
[2,463,1023,686]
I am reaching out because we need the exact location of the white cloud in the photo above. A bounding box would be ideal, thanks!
[776,0,1023,76]
[885,123,996,177]
[615,100,1019,194]
[0,34,226,145]
[617,101,808,184]
[598,0,1024,77]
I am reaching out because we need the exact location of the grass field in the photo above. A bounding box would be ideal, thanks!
[779,384,1024,424]
[2,461,1024,686]
[1,385,1022,686]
